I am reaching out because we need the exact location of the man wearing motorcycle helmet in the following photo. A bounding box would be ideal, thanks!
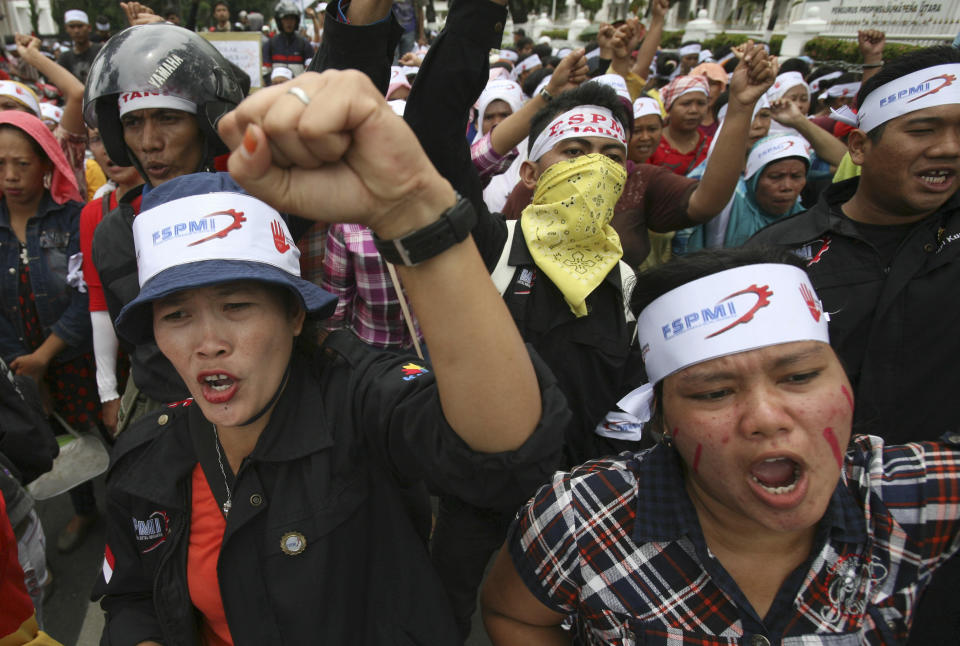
[81,23,247,433]
[262,2,314,79]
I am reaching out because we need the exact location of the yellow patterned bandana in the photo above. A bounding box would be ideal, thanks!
[520,153,626,317]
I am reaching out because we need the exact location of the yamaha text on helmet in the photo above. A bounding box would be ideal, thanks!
[83,23,245,174]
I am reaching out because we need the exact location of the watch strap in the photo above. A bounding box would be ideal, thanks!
[373,194,477,266]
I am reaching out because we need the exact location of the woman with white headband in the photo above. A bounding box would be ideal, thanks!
[684,134,811,251]
[482,246,960,644]
[91,70,567,644]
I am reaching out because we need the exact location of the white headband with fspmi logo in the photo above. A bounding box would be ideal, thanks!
[679,43,702,57]
[636,264,829,385]
[64,9,89,24]
[133,193,301,288]
[819,81,860,101]
[745,135,810,179]
[834,63,960,133]
[118,90,198,117]
[528,105,627,162]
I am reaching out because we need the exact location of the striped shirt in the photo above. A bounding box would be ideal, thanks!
[471,130,519,187]
[508,435,960,645]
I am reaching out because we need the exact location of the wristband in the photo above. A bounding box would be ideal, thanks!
[862,61,883,68]
[539,87,554,102]
[373,194,476,266]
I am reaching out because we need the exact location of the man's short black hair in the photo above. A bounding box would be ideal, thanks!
[779,57,811,78]
[857,46,960,139]
[516,36,534,50]
[527,82,633,155]
[522,67,551,97]
[532,43,552,60]
[213,0,230,10]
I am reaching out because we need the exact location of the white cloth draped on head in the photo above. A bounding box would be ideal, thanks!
[472,79,525,143]
[766,71,809,102]
[745,135,810,180]
[633,96,663,120]
[271,67,294,82]
[589,73,632,109]
[633,96,663,122]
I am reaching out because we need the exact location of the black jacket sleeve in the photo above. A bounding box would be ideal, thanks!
[306,3,403,96]
[323,332,568,512]
[401,0,508,270]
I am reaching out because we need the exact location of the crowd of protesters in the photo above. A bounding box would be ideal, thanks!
[0,0,959,644]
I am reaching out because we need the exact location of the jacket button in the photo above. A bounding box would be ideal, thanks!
[494,21,503,32]
[7,267,14,275]
[923,243,935,253]
[750,636,770,646]
[157,414,169,425]
[250,493,264,506]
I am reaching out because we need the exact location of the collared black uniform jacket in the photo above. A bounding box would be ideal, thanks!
[750,178,960,444]
[92,332,568,645]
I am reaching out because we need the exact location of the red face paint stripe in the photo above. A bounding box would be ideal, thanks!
[841,385,854,412]
[823,427,843,468]
[692,443,702,474]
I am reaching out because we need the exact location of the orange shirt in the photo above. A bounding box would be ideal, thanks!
[188,464,234,646]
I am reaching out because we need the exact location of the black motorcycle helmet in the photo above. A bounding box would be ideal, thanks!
[83,23,244,173]
[274,1,301,31]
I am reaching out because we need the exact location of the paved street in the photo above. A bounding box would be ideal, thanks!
[36,476,106,646]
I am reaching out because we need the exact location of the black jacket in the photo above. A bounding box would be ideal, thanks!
[402,0,646,467]
[749,178,960,443]
[92,332,568,645]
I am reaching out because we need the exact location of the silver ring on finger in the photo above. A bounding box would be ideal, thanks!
[287,86,311,106]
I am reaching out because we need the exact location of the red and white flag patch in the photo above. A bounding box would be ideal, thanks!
[102,544,115,583]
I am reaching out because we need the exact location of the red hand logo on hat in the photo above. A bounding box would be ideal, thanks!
[271,220,290,253]
[799,283,822,322]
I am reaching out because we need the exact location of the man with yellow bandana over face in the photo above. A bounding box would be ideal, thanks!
[388,2,778,637]
[518,105,628,317]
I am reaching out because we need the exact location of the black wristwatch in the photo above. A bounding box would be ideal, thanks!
[373,194,477,266]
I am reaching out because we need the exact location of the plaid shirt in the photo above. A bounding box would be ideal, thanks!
[297,222,329,285]
[321,223,421,350]
[471,130,519,187]
[508,435,960,645]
